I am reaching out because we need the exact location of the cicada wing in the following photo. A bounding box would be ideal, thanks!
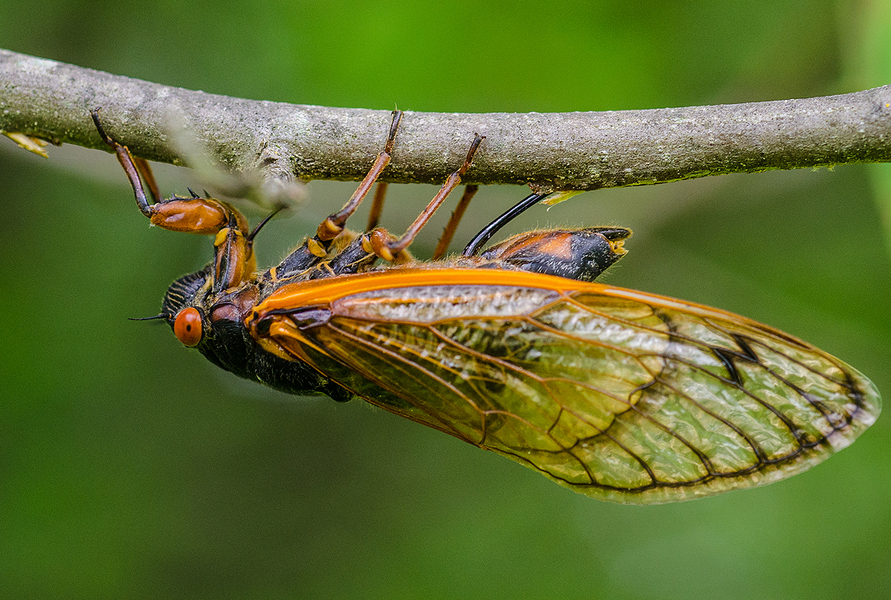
[256,271,880,504]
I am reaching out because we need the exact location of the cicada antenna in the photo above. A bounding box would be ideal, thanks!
[248,206,285,242]
[128,314,172,322]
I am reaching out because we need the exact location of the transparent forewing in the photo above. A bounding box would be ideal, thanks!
[260,275,880,504]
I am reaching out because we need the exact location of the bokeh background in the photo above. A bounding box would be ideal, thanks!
[2,1,890,598]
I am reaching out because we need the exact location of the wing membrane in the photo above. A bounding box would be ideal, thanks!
[256,270,880,504]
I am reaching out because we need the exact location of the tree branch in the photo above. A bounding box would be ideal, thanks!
[2,48,890,193]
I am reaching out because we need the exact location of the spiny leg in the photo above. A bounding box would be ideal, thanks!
[133,156,162,204]
[92,109,257,291]
[91,108,234,235]
[366,182,389,231]
[91,109,155,219]
[432,184,479,260]
[308,110,403,257]
[363,135,485,262]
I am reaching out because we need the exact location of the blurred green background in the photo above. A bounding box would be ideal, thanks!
[2,1,890,598]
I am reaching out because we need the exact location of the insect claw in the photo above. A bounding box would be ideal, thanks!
[384,110,403,154]
[460,135,485,176]
[90,108,114,146]
[90,109,156,219]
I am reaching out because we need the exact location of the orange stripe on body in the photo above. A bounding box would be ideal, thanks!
[250,268,788,338]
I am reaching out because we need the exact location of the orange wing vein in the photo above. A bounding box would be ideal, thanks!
[252,269,880,504]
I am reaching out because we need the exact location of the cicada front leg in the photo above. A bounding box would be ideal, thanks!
[91,109,256,293]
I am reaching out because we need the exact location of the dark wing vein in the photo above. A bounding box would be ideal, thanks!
[321,317,488,442]
[267,282,879,504]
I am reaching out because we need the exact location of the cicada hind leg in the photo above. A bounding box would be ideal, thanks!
[270,110,485,282]
[91,109,257,293]
[313,109,485,264]
[360,133,484,262]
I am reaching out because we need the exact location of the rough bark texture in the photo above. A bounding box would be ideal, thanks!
[2,49,890,193]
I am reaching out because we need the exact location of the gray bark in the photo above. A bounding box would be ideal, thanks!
[2,48,890,194]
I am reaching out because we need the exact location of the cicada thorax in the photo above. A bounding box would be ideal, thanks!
[260,229,383,288]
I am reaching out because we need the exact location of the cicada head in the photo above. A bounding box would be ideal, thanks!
[158,265,261,383]
[162,268,210,321]
[158,265,338,397]
[159,265,258,370]
[161,266,213,348]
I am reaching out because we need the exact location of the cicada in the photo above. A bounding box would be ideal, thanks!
[92,109,880,505]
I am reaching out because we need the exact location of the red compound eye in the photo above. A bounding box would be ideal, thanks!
[173,307,203,347]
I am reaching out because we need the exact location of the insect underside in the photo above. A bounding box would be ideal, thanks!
[92,109,881,505]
